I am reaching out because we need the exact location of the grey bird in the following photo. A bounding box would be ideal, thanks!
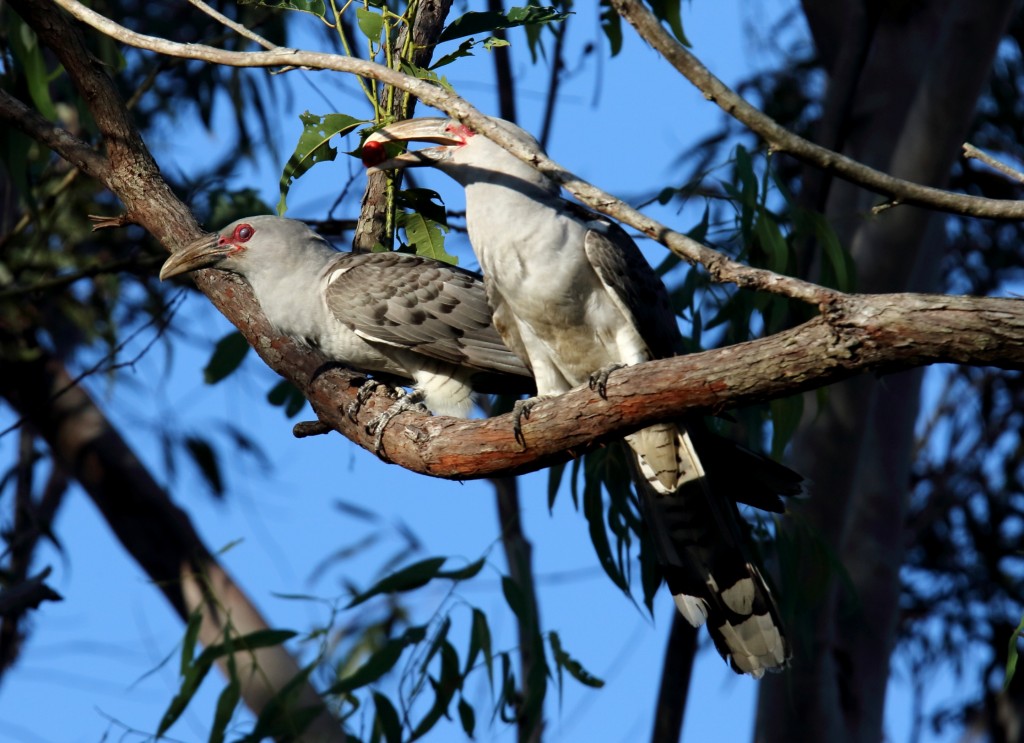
[159,216,534,428]
[364,118,802,677]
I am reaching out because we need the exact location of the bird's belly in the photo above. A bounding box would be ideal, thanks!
[317,327,411,380]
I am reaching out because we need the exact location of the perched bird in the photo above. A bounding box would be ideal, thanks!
[364,118,802,676]
[159,216,534,432]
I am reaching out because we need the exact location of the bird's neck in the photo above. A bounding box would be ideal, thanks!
[242,244,336,345]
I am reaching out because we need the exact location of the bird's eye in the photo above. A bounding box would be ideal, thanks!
[233,223,254,242]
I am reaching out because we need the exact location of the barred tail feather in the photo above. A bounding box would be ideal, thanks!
[625,424,790,677]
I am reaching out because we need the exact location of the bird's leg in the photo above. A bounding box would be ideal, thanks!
[511,394,559,448]
[346,378,396,422]
[366,390,429,456]
[588,363,627,399]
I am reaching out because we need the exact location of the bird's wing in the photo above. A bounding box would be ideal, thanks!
[573,204,683,360]
[323,251,532,378]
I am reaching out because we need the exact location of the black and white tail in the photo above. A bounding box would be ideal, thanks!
[625,422,797,677]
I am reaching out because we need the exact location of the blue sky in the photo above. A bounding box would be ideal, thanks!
[0,2,978,741]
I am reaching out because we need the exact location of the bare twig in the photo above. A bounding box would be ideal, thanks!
[187,0,279,50]
[609,0,1024,221]
[963,143,1024,186]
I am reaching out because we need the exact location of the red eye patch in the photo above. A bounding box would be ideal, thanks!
[361,140,387,167]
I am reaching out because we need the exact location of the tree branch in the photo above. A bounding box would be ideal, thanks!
[609,0,1024,220]
[49,0,834,306]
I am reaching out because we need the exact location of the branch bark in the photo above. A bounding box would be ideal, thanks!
[609,0,1024,220]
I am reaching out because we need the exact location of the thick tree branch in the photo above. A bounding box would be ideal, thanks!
[610,0,1024,220]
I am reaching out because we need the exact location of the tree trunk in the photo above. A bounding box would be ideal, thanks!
[757,3,1017,742]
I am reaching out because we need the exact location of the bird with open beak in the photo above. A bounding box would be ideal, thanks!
[160,215,534,440]
[363,117,803,677]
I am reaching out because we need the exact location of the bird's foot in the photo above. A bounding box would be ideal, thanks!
[346,378,394,422]
[588,363,627,399]
[366,390,429,457]
[512,393,558,448]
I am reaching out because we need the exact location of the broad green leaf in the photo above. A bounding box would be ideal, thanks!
[356,7,384,43]
[346,556,447,608]
[185,436,224,497]
[400,60,455,91]
[397,211,454,263]
[396,188,448,225]
[204,331,250,384]
[278,112,364,215]
[438,7,570,43]
[239,0,326,20]
[483,37,510,51]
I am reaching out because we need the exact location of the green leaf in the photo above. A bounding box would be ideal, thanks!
[770,395,804,460]
[754,210,790,274]
[396,210,453,263]
[599,2,623,56]
[267,380,307,418]
[184,436,224,497]
[547,461,567,512]
[209,674,241,743]
[238,0,326,20]
[204,331,250,384]
[582,471,629,593]
[465,608,493,684]
[430,38,477,69]
[157,657,214,736]
[9,14,57,120]
[457,696,476,738]
[1006,614,1024,690]
[812,213,855,291]
[649,0,689,46]
[197,629,298,666]
[439,7,570,43]
[242,660,321,742]
[483,37,510,51]
[396,188,448,225]
[356,7,384,43]
[372,691,403,743]
[328,625,427,695]
[278,112,364,215]
[410,641,461,740]
[549,630,605,690]
[500,575,529,623]
[347,556,447,608]
[181,609,203,676]
[436,556,486,581]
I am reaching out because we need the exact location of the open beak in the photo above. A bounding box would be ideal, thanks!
[362,118,464,173]
[159,232,235,280]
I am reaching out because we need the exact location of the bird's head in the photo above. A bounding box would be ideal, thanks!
[159,216,328,281]
[362,116,550,191]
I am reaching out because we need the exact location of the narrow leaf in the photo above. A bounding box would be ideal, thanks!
[184,436,224,497]
[549,630,604,689]
[457,696,476,738]
[204,331,250,384]
[438,7,570,43]
[436,556,486,581]
[347,557,447,608]
[239,0,326,19]
[372,692,403,743]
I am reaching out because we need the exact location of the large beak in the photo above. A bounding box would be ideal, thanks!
[362,118,463,173]
[159,232,234,281]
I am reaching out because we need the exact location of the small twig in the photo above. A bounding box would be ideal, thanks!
[963,143,1024,186]
[187,0,278,50]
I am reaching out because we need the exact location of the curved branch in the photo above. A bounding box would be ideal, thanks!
[610,0,1024,220]
[50,0,833,306]
[251,290,1024,480]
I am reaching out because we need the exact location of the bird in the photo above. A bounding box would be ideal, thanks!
[363,117,802,677]
[159,216,535,442]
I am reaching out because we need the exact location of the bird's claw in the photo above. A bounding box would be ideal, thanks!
[589,363,627,399]
[346,378,391,422]
[511,393,557,448]
[366,391,428,457]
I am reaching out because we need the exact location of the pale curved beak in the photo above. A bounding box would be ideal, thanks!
[363,118,462,173]
[159,233,233,280]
